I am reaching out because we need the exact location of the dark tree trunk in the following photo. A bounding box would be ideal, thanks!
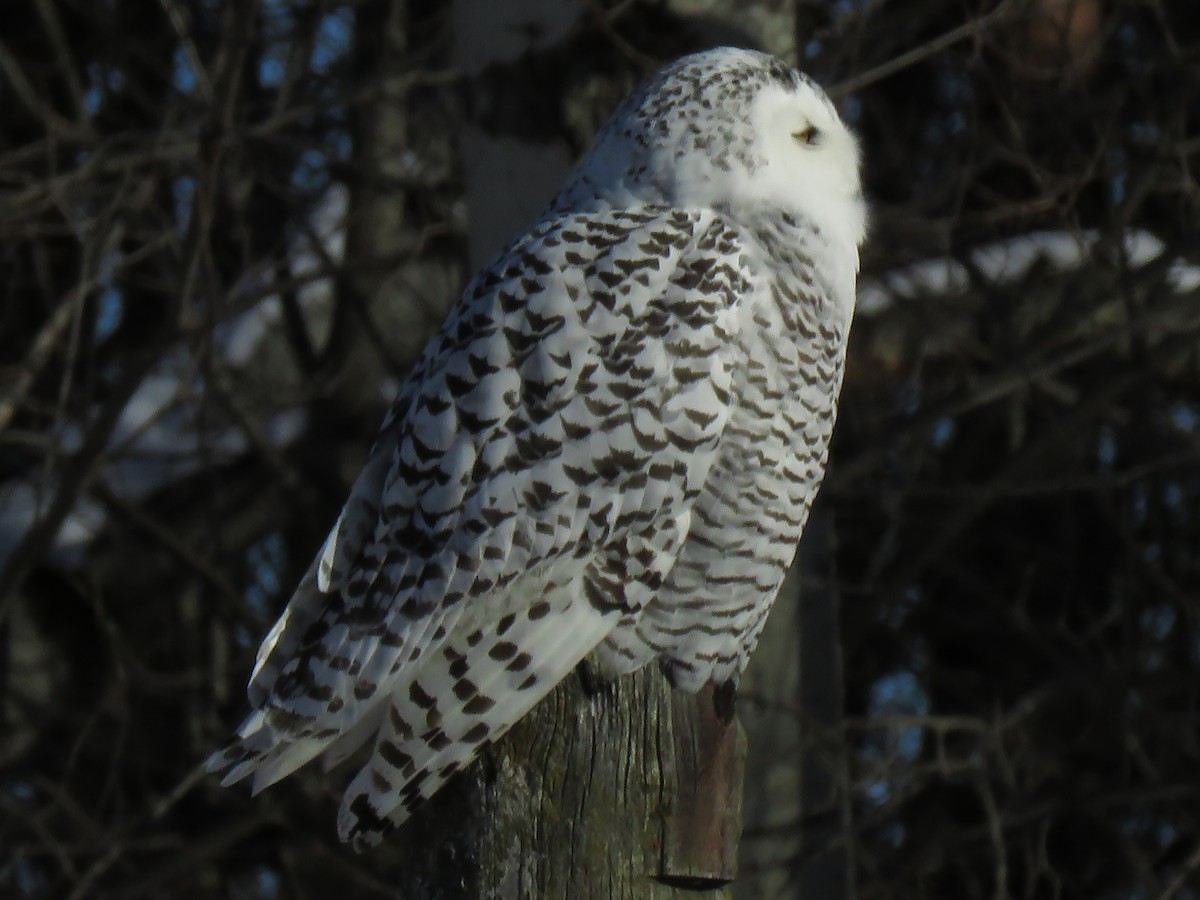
[365,2,751,895]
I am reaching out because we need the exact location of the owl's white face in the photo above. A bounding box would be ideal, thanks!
[553,47,867,262]
[747,82,866,253]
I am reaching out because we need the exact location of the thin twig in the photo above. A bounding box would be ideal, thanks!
[829,0,1023,97]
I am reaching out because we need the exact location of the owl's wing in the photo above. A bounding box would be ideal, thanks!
[206,204,754,828]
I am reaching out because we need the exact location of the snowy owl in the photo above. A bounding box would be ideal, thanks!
[207,46,866,849]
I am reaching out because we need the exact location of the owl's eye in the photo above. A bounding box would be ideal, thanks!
[792,124,821,146]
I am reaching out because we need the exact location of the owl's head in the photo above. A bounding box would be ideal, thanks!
[554,47,866,254]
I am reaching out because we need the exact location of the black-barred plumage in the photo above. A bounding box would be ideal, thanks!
[207,47,866,850]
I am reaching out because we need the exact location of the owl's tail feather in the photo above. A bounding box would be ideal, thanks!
[336,584,617,850]
[204,696,387,795]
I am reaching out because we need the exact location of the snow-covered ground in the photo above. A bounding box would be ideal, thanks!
[857,228,1200,315]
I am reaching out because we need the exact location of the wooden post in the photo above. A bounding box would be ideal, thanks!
[393,666,746,898]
